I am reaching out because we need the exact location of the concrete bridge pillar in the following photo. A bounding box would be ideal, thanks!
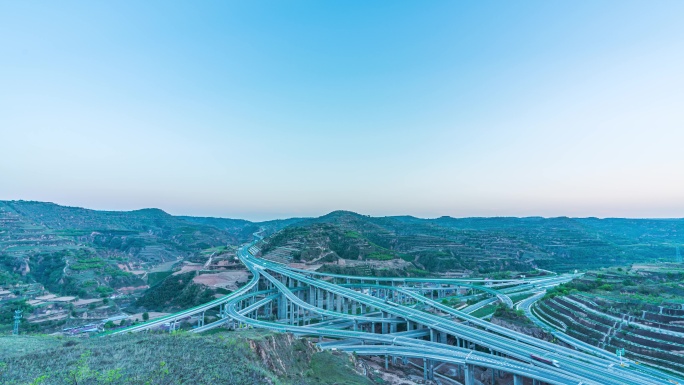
[278,295,287,320]
[423,358,428,381]
[513,374,523,385]
[381,312,388,334]
[464,364,474,385]
[390,321,397,333]
[317,288,323,308]
[532,379,540,385]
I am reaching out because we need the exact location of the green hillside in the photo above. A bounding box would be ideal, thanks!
[260,211,684,275]
[2,201,683,335]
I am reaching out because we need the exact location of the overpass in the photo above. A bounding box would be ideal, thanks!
[110,239,681,385]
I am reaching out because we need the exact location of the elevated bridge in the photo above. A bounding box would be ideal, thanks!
[108,239,680,385]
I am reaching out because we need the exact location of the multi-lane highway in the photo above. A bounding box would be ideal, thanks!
[110,238,682,384]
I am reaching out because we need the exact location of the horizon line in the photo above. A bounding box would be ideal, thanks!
[2,199,683,223]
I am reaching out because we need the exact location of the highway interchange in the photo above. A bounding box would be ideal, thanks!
[111,237,683,385]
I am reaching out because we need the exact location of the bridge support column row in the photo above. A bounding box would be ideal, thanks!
[420,358,435,381]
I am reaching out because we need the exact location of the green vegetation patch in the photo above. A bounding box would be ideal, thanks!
[307,351,371,385]
[147,271,173,287]
[135,272,216,311]
[545,264,684,305]
[0,331,371,385]
[364,253,394,261]
[492,304,531,325]
[0,335,64,359]
[470,304,498,318]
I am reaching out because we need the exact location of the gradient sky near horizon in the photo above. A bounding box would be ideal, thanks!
[2,1,684,221]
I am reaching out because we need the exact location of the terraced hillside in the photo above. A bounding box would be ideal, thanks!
[0,201,237,293]
[533,265,684,374]
[3,202,683,335]
[0,201,255,334]
[259,211,684,276]
[0,201,304,334]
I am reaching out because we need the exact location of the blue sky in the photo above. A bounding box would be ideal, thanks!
[2,1,684,220]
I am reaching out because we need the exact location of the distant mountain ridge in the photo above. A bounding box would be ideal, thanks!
[259,210,684,274]
[2,200,683,292]
[2,200,684,333]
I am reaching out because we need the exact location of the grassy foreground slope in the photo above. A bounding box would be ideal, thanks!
[0,330,371,385]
